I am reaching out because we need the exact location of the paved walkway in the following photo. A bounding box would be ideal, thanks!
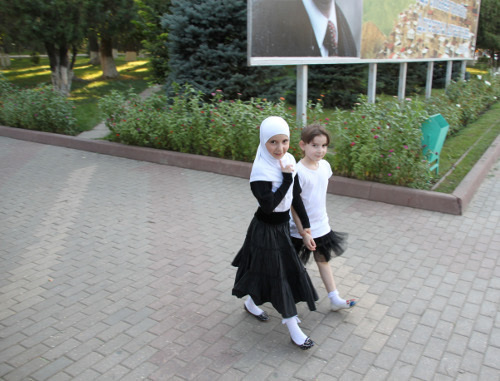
[0,136,499,381]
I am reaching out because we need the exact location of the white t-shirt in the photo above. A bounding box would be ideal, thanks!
[290,159,332,239]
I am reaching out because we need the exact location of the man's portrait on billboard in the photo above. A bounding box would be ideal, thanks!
[250,0,363,58]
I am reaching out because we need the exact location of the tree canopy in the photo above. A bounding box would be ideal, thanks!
[476,0,500,66]
[162,0,287,100]
[0,0,88,94]
[133,0,171,82]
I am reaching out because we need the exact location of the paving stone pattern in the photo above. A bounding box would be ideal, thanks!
[1,136,499,380]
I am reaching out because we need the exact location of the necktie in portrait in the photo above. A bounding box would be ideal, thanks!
[324,20,338,56]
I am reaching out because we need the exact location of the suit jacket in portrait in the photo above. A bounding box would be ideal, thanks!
[251,0,361,58]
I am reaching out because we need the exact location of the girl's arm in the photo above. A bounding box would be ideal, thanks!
[250,173,293,214]
[291,207,316,251]
[291,173,310,229]
[292,174,316,250]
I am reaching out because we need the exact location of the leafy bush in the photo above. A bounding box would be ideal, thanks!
[326,96,433,189]
[0,76,78,135]
[100,84,306,162]
[99,76,498,190]
[443,75,500,130]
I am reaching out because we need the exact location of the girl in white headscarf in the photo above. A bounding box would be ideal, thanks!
[232,116,318,350]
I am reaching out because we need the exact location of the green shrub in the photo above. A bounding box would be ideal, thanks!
[326,96,433,189]
[0,76,77,135]
[100,84,304,161]
[99,77,498,190]
[444,75,500,130]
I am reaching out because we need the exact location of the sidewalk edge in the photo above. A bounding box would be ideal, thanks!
[2,125,498,215]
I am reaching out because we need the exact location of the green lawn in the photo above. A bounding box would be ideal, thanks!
[1,56,154,133]
[433,102,500,193]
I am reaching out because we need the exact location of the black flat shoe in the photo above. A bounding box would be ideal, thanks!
[244,305,269,322]
[291,337,315,350]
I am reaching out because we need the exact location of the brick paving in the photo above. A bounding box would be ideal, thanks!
[0,136,499,380]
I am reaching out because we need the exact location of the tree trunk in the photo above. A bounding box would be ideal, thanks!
[0,49,10,68]
[89,32,100,65]
[100,37,119,78]
[45,43,74,97]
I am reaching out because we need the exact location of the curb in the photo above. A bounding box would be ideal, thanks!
[1,125,499,215]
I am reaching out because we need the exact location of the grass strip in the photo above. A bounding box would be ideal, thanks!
[433,102,500,193]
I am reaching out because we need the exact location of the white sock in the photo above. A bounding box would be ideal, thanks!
[329,290,346,305]
[245,296,264,316]
[282,316,308,345]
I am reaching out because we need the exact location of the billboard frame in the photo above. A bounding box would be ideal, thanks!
[247,0,478,125]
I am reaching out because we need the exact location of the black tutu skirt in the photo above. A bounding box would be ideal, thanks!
[232,216,318,318]
[292,230,348,265]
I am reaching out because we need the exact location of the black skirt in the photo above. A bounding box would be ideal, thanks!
[232,215,318,318]
[292,230,348,264]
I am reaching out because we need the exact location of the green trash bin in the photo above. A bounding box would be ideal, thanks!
[421,114,449,174]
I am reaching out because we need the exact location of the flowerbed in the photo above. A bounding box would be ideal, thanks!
[99,85,323,162]
[100,75,498,190]
[327,97,433,188]
[0,74,77,135]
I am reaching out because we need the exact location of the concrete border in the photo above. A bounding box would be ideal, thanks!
[2,125,499,215]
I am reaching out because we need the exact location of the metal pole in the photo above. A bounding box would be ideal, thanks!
[368,63,377,104]
[426,61,434,99]
[296,65,308,127]
[460,60,467,81]
[398,62,408,101]
[445,61,453,88]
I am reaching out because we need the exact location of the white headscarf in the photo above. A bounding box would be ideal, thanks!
[250,116,296,212]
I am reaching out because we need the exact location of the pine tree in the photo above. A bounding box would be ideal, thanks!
[476,0,499,67]
[162,0,287,100]
[134,0,172,83]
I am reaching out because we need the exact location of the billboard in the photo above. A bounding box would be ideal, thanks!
[248,0,481,65]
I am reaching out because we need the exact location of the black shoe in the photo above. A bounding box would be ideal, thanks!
[291,337,315,350]
[244,305,269,322]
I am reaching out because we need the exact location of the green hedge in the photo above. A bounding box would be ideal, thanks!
[100,75,498,190]
[0,74,77,135]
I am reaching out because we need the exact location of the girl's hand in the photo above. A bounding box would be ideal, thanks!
[279,160,294,173]
[302,233,316,251]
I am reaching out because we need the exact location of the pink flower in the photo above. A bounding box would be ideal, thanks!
[374,135,379,139]
[388,173,392,176]
[403,145,408,149]
[350,142,356,146]
[389,149,394,153]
